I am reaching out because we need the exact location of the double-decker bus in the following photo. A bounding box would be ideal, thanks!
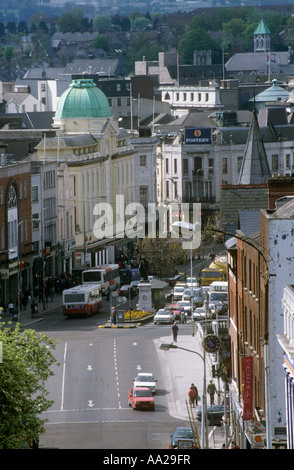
[82,264,120,297]
[63,284,102,317]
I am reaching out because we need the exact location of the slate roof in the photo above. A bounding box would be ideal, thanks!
[225,51,293,74]
[238,110,271,185]
[238,210,261,236]
[63,58,127,77]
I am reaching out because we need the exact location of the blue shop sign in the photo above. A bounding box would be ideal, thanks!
[185,128,211,144]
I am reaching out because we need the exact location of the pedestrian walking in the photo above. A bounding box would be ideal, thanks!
[188,383,198,407]
[111,306,117,325]
[207,380,217,405]
[171,321,178,342]
[8,300,14,317]
[31,299,37,317]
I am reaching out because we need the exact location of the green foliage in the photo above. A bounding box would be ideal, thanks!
[136,237,189,277]
[0,322,59,449]
[93,15,112,33]
[91,35,109,52]
[178,27,218,64]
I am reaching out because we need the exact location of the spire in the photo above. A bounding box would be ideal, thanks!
[238,110,271,185]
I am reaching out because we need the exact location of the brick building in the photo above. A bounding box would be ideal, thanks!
[0,158,32,307]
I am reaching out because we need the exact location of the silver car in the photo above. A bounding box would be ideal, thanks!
[154,309,174,324]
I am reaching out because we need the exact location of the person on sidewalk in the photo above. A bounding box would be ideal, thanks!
[188,383,198,407]
[207,380,217,405]
[171,321,178,342]
[111,306,117,325]
[31,299,37,317]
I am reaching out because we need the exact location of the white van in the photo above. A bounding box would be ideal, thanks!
[209,281,228,293]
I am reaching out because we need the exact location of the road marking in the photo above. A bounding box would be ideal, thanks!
[88,400,94,408]
[87,365,93,371]
[61,342,67,411]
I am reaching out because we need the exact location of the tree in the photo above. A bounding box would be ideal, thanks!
[91,35,109,52]
[57,7,84,33]
[136,237,187,278]
[0,322,58,449]
[93,15,112,33]
[177,27,218,64]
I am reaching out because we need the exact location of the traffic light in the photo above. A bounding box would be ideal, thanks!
[19,260,25,269]
[197,255,201,263]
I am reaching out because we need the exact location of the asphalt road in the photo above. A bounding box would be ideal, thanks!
[37,307,193,450]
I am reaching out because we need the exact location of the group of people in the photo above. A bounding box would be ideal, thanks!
[187,380,217,408]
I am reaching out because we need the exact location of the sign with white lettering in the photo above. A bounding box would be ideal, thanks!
[184,128,211,144]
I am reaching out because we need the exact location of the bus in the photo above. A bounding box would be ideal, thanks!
[119,268,140,285]
[82,264,120,296]
[63,284,102,317]
[200,268,226,286]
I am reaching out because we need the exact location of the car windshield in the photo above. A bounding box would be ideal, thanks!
[157,310,170,315]
[174,287,184,292]
[210,292,227,301]
[178,302,189,306]
[136,375,154,382]
[174,429,193,438]
[133,389,152,397]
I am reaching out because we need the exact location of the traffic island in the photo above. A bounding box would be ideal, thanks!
[99,311,154,328]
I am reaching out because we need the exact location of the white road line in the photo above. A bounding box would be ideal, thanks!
[61,342,67,411]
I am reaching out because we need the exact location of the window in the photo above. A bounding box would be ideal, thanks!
[117,98,121,106]
[116,84,121,92]
[140,155,147,167]
[285,154,291,169]
[174,159,177,174]
[205,93,209,102]
[174,181,178,198]
[176,93,179,101]
[166,181,169,198]
[166,158,169,174]
[222,158,228,174]
[31,186,39,202]
[0,187,3,205]
[237,156,243,173]
[271,154,279,171]
[183,159,188,174]
[41,83,46,92]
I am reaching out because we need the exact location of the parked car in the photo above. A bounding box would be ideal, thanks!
[130,280,140,294]
[195,404,225,425]
[169,426,194,449]
[128,387,155,410]
[118,284,136,298]
[133,372,157,394]
[166,303,181,320]
[154,309,175,324]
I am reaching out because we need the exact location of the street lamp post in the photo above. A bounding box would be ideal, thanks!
[159,342,207,449]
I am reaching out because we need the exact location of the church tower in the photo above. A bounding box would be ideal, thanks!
[254,19,271,53]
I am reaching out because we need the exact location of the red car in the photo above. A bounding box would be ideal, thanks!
[128,387,155,411]
[166,304,181,320]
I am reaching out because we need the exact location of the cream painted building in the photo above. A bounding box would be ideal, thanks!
[35,78,137,268]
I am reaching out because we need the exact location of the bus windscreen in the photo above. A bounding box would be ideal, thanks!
[64,293,85,303]
[83,271,102,282]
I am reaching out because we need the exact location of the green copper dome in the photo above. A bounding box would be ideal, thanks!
[55,79,112,119]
